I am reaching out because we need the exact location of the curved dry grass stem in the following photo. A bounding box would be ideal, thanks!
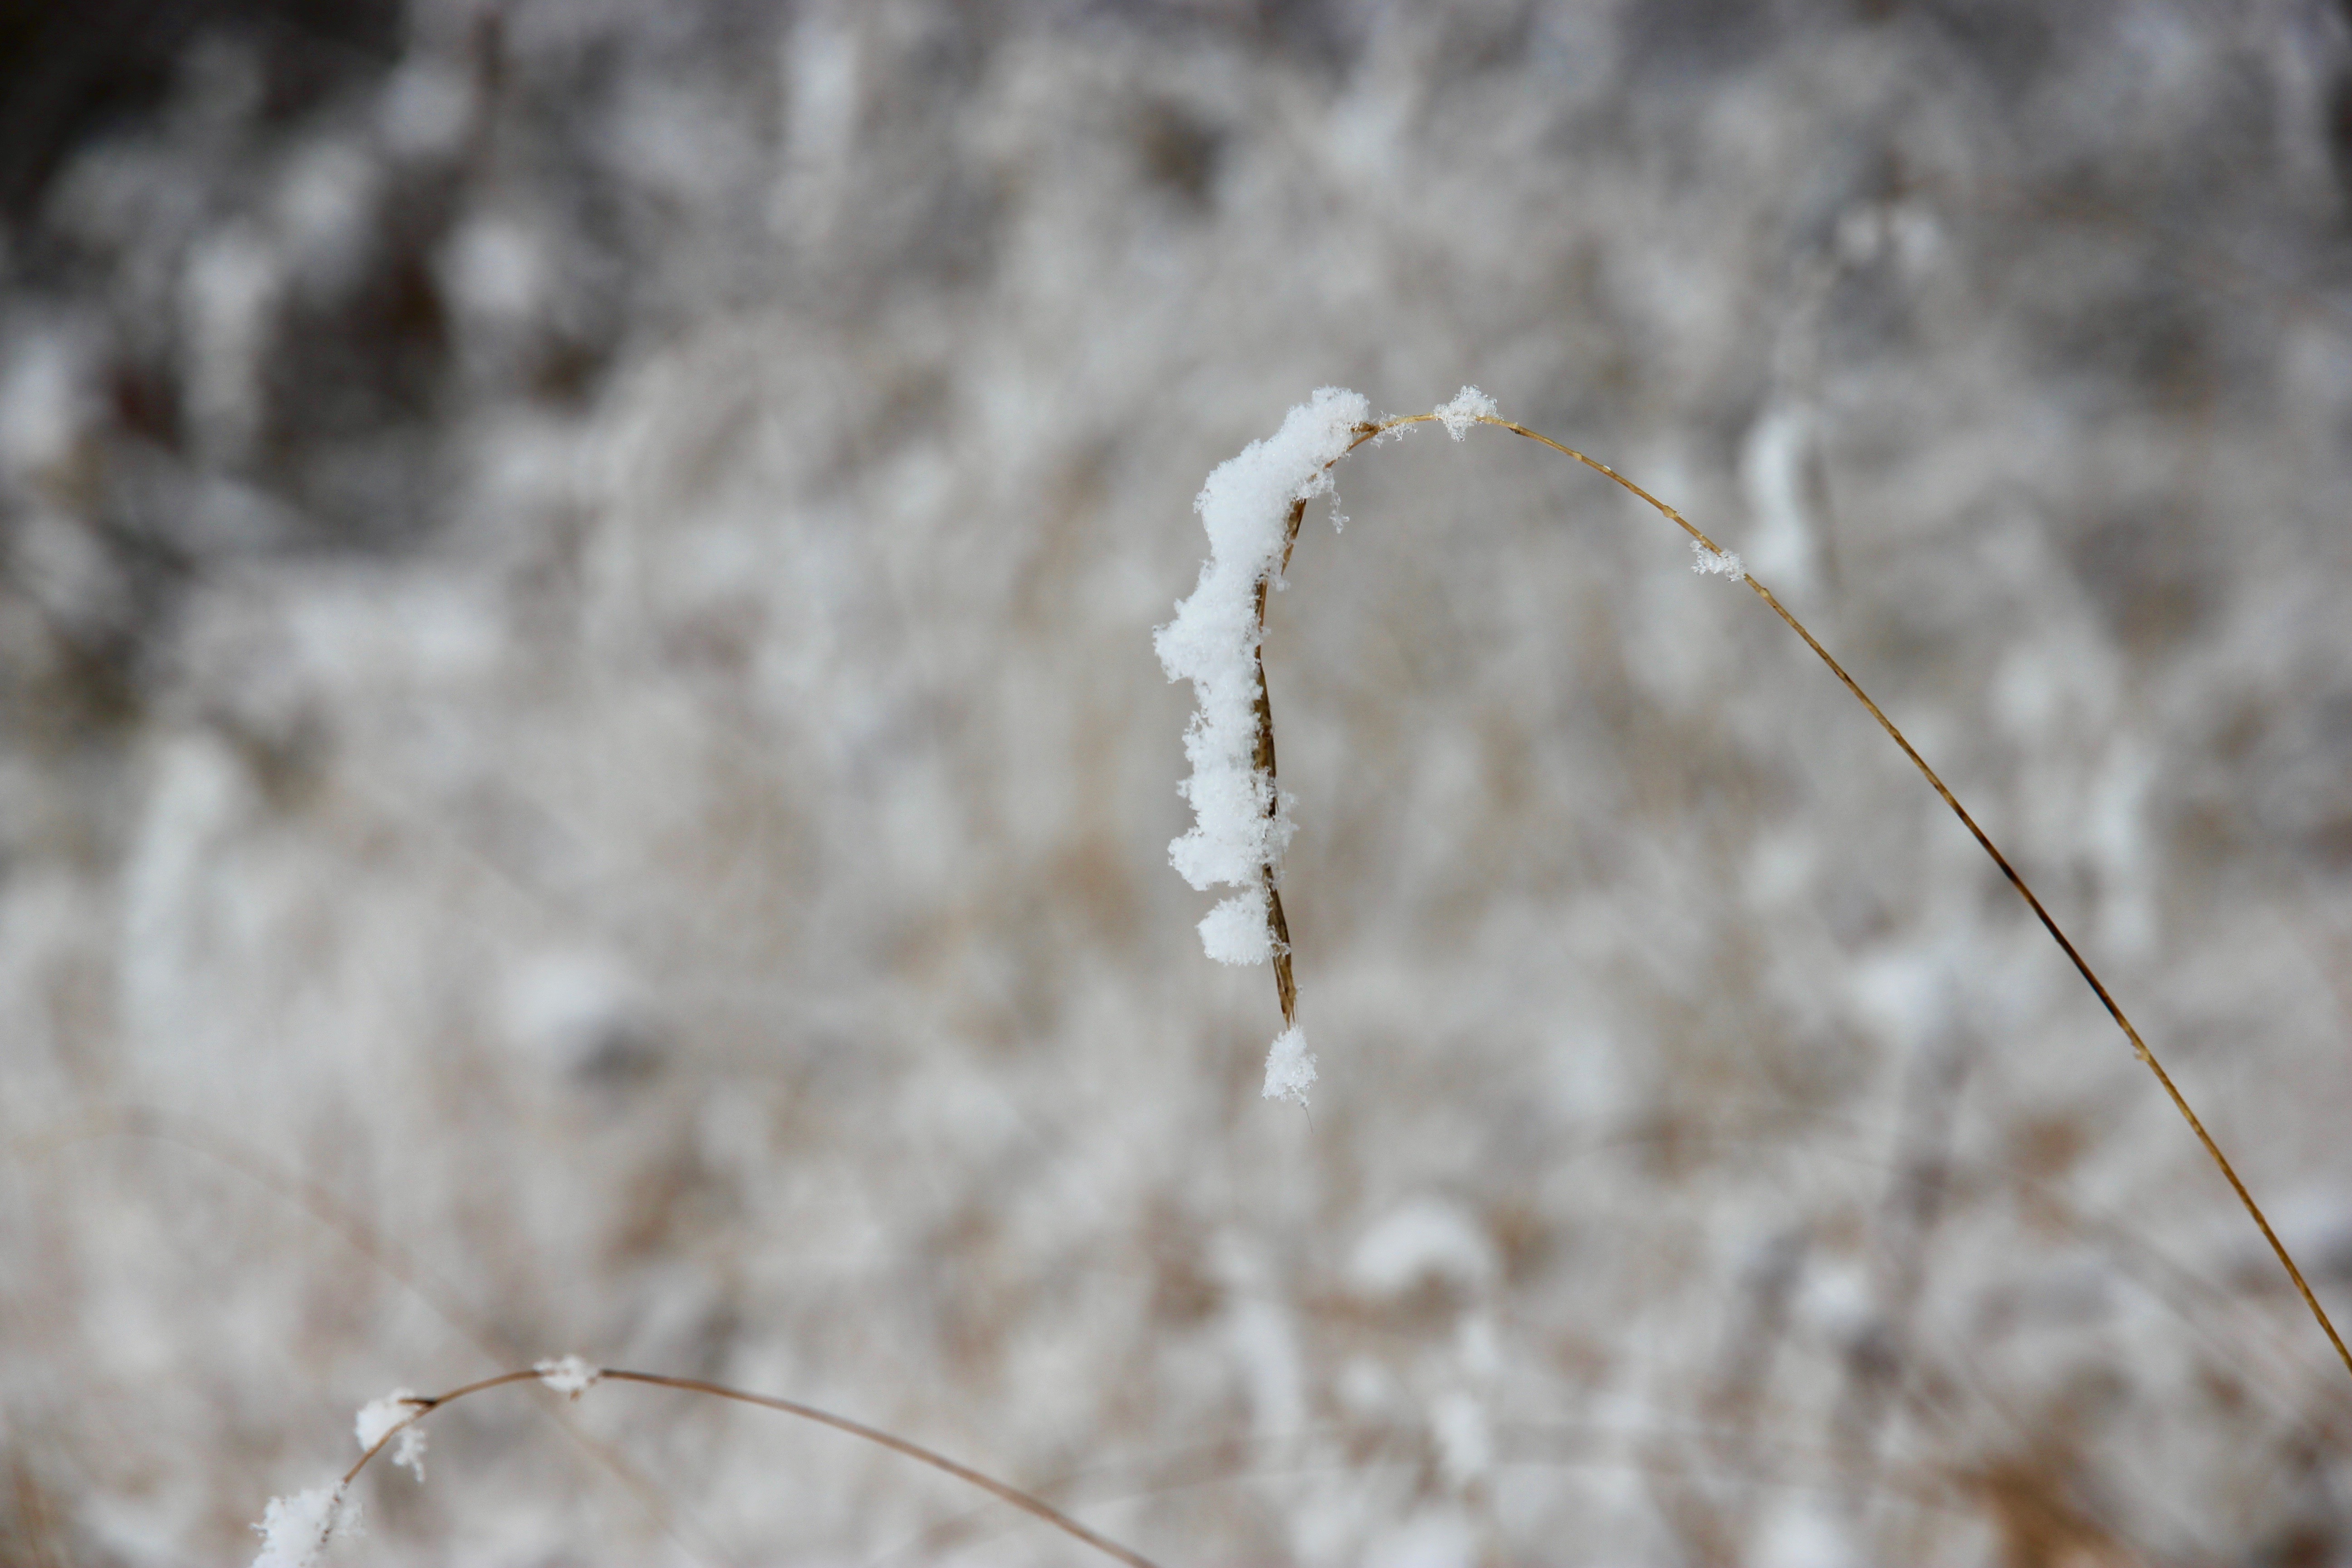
[343,1367,1166,1568]
[1251,407,2352,1387]
[12,1112,722,1564]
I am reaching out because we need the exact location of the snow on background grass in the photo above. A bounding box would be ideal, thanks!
[5,2,2352,1563]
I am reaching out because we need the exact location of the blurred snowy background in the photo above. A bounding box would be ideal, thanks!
[5,0,2352,1562]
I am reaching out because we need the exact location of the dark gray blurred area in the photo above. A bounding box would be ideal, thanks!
[6,1,2352,1563]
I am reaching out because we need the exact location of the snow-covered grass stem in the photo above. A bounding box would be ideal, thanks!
[296,1364,1165,1568]
[1205,393,2352,1387]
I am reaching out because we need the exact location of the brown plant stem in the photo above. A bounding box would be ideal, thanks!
[343,1367,1166,1568]
[1245,407,2352,1387]
[1250,496,1309,1028]
[15,1112,725,1564]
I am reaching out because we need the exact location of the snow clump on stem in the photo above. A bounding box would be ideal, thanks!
[1261,1025,1317,1106]
[1197,886,1279,965]
[354,1389,428,1480]
[1161,387,1504,1111]
[250,1485,362,1568]
[1433,385,1498,439]
[535,1355,602,1396]
[1153,387,1368,951]
[1690,538,1745,579]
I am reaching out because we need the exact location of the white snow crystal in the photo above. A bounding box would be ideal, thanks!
[1689,538,1746,579]
[1155,387,1368,960]
[353,1388,415,1450]
[1199,887,1278,965]
[354,1389,428,1480]
[251,1485,362,1568]
[1432,386,1499,439]
[1261,1025,1317,1105]
[535,1355,602,1396]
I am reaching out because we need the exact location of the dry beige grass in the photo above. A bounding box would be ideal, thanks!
[295,400,2352,1568]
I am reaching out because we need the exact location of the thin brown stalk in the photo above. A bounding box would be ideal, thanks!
[1252,496,1310,1028]
[1247,408,2352,1387]
[343,1366,1166,1568]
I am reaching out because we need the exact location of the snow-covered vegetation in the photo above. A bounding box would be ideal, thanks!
[1156,386,1366,980]
[6,2,2352,1563]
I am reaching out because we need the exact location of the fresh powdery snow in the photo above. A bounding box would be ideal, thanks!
[1690,538,1746,579]
[1159,387,1504,1106]
[536,1354,602,1396]
[354,1389,427,1480]
[1155,386,1368,923]
[1196,885,1279,966]
[1433,385,1498,439]
[250,1485,361,1568]
[1156,389,1368,1110]
[1261,1025,1317,1105]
